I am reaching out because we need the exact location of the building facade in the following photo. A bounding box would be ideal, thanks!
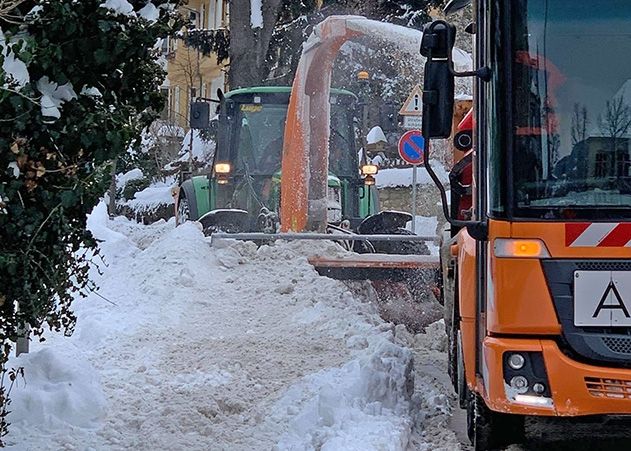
[161,0,229,131]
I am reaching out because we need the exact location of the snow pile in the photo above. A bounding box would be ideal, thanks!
[6,208,438,450]
[376,160,449,188]
[274,337,413,450]
[8,346,107,431]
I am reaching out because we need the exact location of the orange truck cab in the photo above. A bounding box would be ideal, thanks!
[424,1,631,449]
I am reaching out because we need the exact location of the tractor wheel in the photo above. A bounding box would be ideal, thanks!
[467,392,525,450]
[176,194,191,226]
[370,228,430,255]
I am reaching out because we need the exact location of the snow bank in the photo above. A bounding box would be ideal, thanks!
[6,211,427,450]
[376,160,449,188]
[274,338,413,450]
[9,345,106,431]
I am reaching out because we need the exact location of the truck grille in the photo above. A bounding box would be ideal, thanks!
[586,377,631,399]
[542,260,631,367]
[603,337,631,355]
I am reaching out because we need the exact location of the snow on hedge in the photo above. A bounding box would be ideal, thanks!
[5,205,440,450]
[121,179,175,211]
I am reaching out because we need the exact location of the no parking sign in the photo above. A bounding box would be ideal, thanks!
[398,130,425,165]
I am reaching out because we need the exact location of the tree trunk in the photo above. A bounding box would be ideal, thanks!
[107,158,118,218]
[228,0,283,88]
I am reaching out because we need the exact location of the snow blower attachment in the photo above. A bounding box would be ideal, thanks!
[174,16,441,286]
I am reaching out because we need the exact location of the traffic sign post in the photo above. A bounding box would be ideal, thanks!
[398,131,425,234]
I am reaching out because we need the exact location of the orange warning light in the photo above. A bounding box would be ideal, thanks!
[494,239,551,259]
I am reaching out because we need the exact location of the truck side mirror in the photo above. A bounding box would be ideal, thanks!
[420,21,456,139]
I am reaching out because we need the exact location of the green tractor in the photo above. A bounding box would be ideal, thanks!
[175,86,428,255]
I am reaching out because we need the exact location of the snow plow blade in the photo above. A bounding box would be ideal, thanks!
[308,254,439,281]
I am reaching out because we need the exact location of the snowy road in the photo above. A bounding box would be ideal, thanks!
[6,205,460,450]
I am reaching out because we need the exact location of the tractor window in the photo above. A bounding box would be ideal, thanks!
[235,103,287,175]
[329,103,357,177]
[234,100,357,178]
[510,0,631,219]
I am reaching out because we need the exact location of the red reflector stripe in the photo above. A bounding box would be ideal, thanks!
[597,223,631,247]
[565,223,591,247]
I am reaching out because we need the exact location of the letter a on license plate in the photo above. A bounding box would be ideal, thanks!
[574,271,631,326]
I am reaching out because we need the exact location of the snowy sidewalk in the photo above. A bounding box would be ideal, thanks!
[6,206,459,450]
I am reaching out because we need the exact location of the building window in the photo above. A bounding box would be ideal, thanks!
[160,88,170,120]
[617,151,630,177]
[595,152,609,177]
[175,86,181,122]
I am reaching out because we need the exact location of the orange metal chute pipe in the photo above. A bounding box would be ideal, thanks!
[280,16,363,232]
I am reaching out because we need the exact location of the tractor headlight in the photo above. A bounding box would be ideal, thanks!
[361,164,379,176]
[215,162,231,174]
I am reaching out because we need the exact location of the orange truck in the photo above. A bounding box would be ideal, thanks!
[423,0,631,449]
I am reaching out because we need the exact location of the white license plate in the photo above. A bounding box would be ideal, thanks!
[574,271,631,326]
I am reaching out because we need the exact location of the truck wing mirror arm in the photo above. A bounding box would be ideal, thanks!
[424,156,488,241]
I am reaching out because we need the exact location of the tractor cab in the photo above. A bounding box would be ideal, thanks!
[177,86,378,233]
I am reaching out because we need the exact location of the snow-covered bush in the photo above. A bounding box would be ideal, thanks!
[0,0,183,442]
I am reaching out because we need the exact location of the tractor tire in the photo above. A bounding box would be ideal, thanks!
[370,228,430,255]
[176,194,190,226]
[467,392,525,450]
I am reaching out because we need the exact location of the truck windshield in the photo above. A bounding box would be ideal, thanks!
[235,102,356,176]
[511,0,631,219]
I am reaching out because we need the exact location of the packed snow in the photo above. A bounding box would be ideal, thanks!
[6,203,460,450]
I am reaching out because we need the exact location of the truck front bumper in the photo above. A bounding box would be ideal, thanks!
[482,337,631,416]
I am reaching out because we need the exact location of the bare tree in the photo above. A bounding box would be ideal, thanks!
[599,94,631,145]
[571,103,589,146]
